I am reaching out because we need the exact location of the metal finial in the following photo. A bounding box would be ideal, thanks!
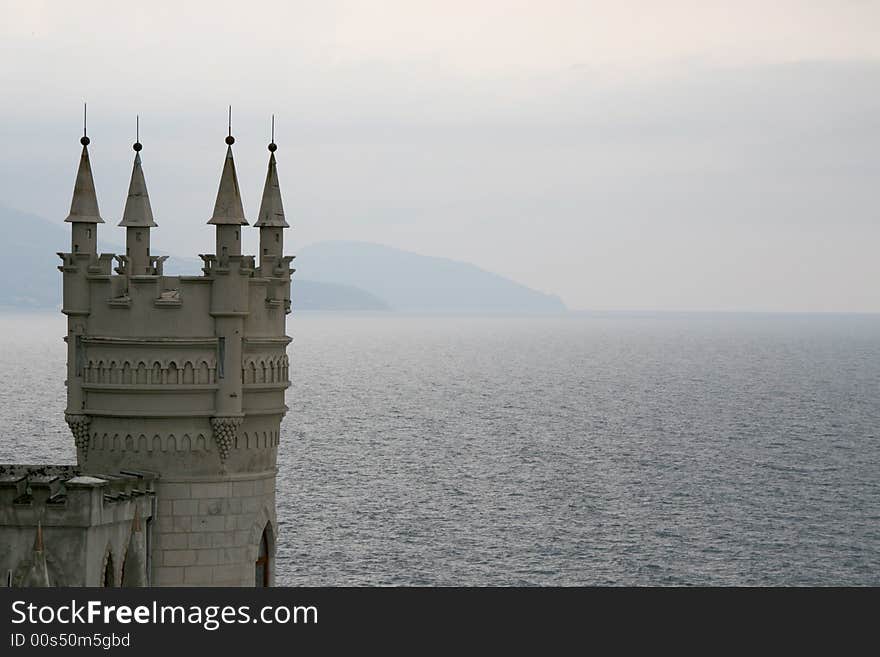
[225,105,235,145]
[133,115,142,152]
[268,114,277,152]
[80,103,90,146]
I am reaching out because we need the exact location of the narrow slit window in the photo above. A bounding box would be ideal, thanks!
[217,338,225,379]
[103,553,114,587]
[255,526,270,587]
[75,335,84,377]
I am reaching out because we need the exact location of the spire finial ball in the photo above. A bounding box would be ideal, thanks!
[133,142,142,152]
[268,142,277,152]
[225,135,235,145]
[80,136,90,146]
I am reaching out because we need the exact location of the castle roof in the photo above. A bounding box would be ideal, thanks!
[64,142,104,224]
[208,145,248,226]
[254,151,289,228]
[118,152,157,228]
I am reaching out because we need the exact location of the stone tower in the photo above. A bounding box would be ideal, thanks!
[56,124,293,586]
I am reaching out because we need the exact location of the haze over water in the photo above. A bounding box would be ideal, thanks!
[1,312,878,585]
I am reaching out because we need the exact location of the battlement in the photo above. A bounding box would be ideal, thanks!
[0,465,156,520]
[58,260,295,324]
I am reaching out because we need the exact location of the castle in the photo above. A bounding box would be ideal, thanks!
[0,118,293,587]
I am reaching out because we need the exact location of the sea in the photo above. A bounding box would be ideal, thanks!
[1,311,878,586]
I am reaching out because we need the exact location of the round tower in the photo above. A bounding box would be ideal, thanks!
[60,121,292,586]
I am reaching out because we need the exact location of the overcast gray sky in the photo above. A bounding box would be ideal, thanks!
[1,0,878,312]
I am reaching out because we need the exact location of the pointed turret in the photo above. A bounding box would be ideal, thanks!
[65,133,103,255]
[22,523,51,587]
[122,509,146,587]
[209,145,247,226]
[65,140,103,225]
[209,132,248,257]
[119,135,157,275]
[120,152,156,228]
[256,136,289,271]
[255,151,288,228]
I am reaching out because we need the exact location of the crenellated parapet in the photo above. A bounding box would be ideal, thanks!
[0,465,156,515]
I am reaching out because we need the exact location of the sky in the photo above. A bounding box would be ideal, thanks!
[0,0,878,312]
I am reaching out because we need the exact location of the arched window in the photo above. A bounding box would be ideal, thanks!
[198,361,210,384]
[103,553,114,587]
[183,361,194,385]
[136,362,147,384]
[255,525,271,587]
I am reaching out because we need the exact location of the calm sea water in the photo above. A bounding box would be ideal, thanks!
[1,312,878,585]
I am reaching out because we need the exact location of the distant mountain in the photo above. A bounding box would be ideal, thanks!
[0,206,565,313]
[0,204,204,308]
[0,204,387,311]
[294,280,390,311]
[295,241,566,313]
[2,204,67,308]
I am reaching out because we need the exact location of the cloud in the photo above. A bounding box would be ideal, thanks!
[0,3,878,311]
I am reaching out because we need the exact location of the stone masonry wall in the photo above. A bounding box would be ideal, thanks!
[151,475,277,586]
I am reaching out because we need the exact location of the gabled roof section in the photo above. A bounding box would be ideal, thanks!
[254,151,289,228]
[119,152,157,227]
[64,143,104,223]
[208,145,248,225]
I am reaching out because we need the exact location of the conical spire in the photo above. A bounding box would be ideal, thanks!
[254,151,289,228]
[23,523,51,587]
[121,510,146,587]
[119,151,157,227]
[208,143,248,226]
[64,138,104,224]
